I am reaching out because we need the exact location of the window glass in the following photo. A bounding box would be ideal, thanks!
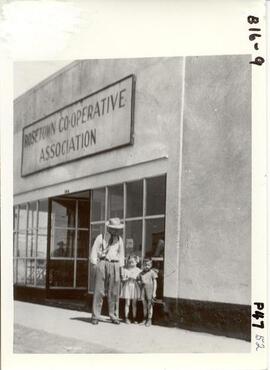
[145,218,165,300]
[13,232,17,258]
[49,260,74,287]
[126,180,143,218]
[125,220,142,259]
[28,202,37,229]
[26,259,35,285]
[18,204,27,230]
[13,206,19,230]
[51,199,76,228]
[36,259,46,286]
[13,259,17,284]
[108,184,123,219]
[90,224,104,246]
[26,231,36,257]
[146,175,166,216]
[50,229,75,257]
[91,188,105,221]
[89,223,105,293]
[17,232,26,257]
[89,264,95,293]
[145,218,165,258]
[76,261,88,287]
[77,230,89,258]
[37,234,47,258]
[17,259,25,284]
[38,200,49,230]
[78,200,90,228]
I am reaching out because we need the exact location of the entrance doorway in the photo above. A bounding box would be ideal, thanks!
[48,191,90,291]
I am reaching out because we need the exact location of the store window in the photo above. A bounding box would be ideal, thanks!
[89,175,166,299]
[49,192,90,289]
[13,200,49,287]
[146,175,166,216]
[91,188,105,222]
[126,180,143,218]
[108,184,123,219]
[14,177,166,298]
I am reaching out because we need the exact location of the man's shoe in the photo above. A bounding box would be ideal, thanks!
[111,318,120,325]
[139,319,146,326]
[145,319,152,327]
[91,318,99,325]
[125,318,131,324]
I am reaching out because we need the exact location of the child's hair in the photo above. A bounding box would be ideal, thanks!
[127,254,140,264]
[143,258,152,265]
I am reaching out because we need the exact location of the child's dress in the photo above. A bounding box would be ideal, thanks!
[138,269,158,300]
[121,267,141,299]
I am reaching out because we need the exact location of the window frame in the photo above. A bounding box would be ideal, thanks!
[89,174,166,292]
[49,194,90,289]
[13,200,49,288]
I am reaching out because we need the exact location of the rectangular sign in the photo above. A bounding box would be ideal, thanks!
[21,75,135,176]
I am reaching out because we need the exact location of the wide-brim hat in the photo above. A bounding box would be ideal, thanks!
[106,217,124,229]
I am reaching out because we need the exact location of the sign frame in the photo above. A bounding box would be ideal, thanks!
[21,74,136,177]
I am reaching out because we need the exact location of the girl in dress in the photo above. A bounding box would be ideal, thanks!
[121,255,141,324]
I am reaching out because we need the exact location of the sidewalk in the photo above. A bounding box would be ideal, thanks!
[14,301,250,353]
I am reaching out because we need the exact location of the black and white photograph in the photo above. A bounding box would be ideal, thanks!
[13,55,252,354]
[1,1,267,370]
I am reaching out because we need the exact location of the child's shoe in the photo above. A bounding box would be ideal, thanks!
[145,319,152,327]
[139,319,146,326]
[125,318,131,324]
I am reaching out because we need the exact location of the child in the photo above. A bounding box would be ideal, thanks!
[137,258,158,327]
[120,255,141,324]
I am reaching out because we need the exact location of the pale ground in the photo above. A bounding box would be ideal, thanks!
[14,301,250,353]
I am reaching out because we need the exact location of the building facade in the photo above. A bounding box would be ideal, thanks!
[13,56,251,340]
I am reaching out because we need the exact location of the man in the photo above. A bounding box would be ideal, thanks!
[90,217,125,325]
[53,241,66,257]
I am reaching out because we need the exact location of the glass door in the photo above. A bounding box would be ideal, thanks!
[48,191,90,289]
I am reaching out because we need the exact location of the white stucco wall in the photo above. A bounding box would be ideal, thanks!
[178,55,251,305]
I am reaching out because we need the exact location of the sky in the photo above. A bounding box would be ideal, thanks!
[13,60,73,99]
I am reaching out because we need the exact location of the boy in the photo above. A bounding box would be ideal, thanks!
[138,258,158,327]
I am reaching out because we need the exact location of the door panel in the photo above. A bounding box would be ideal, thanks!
[49,193,90,290]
